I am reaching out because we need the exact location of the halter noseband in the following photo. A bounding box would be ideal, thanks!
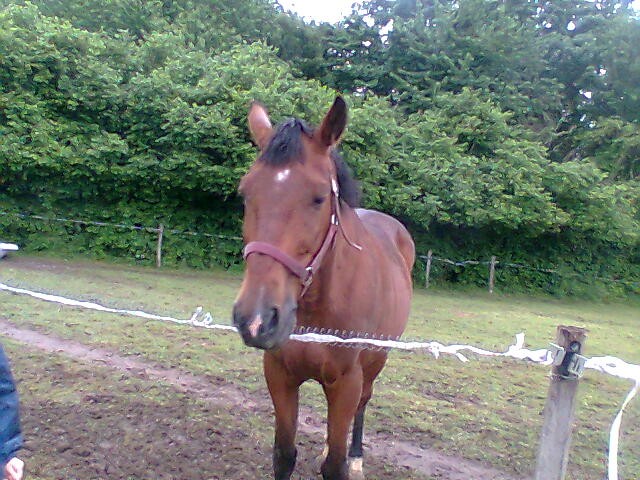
[243,177,344,297]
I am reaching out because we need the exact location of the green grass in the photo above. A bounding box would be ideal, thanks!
[1,254,638,479]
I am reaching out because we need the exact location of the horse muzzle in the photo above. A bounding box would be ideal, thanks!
[232,300,297,350]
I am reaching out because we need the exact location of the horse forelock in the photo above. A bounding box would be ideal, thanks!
[259,118,312,166]
[258,118,361,208]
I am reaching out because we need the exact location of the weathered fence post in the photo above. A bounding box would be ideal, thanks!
[534,325,588,480]
[425,250,433,288]
[156,224,164,268]
[488,256,497,293]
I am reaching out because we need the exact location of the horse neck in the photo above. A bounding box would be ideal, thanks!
[297,203,365,321]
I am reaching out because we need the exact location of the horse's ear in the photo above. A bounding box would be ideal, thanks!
[248,101,273,151]
[316,96,347,148]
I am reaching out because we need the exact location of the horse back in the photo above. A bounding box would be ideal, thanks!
[355,208,415,274]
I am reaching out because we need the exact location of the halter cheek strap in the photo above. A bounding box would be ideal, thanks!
[243,175,344,297]
[243,215,338,293]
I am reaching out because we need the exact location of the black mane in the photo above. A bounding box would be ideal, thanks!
[332,151,361,208]
[259,118,361,208]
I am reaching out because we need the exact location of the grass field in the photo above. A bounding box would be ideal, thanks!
[1,254,638,479]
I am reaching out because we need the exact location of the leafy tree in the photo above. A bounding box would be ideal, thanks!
[0,0,637,294]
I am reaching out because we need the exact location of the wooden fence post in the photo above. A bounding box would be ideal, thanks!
[156,224,164,268]
[534,325,588,480]
[488,256,497,293]
[425,250,433,288]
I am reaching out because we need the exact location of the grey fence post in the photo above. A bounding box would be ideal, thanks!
[534,325,588,480]
[156,224,164,268]
[425,250,433,288]
[488,256,497,293]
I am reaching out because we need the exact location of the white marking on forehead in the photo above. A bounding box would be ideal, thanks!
[275,169,291,183]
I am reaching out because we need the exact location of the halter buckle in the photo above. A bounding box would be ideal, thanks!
[302,267,314,288]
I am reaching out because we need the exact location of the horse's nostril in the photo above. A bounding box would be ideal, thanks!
[267,307,279,331]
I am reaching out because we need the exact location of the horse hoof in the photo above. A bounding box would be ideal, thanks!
[348,457,365,480]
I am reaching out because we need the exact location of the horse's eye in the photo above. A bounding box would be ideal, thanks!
[312,196,326,206]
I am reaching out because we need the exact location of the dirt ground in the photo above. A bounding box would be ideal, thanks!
[0,319,515,480]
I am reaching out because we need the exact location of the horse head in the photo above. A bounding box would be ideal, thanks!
[232,97,348,350]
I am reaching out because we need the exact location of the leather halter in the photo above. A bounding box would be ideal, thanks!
[243,177,342,297]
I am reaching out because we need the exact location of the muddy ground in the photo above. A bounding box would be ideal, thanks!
[0,319,515,480]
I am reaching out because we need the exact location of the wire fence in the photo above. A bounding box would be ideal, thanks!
[0,210,243,268]
[1,210,638,290]
[419,251,639,291]
[0,211,243,241]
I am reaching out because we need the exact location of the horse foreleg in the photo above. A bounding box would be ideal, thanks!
[264,354,299,480]
[321,368,363,480]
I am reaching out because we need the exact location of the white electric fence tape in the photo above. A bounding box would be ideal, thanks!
[0,281,638,480]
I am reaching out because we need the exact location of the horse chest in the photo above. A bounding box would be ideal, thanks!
[277,344,360,385]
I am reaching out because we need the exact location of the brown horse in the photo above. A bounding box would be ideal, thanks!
[232,97,415,480]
